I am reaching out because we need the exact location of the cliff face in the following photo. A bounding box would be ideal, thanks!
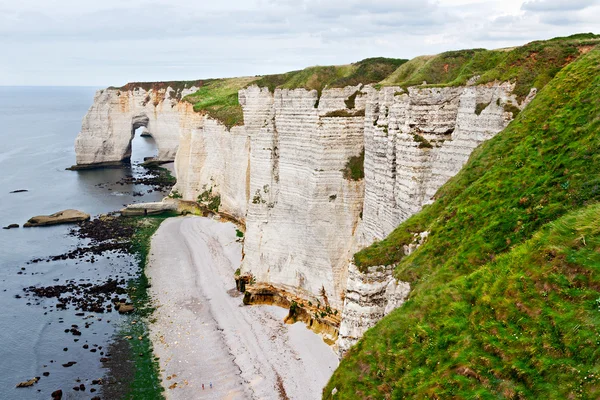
[75,79,529,345]
[337,263,410,356]
[75,85,199,166]
[240,86,366,309]
[170,81,528,311]
[357,83,534,245]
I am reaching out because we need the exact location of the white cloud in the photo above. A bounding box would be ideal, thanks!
[0,0,597,85]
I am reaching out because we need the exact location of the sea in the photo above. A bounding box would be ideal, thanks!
[0,86,172,399]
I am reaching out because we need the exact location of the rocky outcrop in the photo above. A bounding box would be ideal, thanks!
[120,199,178,216]
[73,85,199,167]
[337,263,410,356]
[24,209,90,227]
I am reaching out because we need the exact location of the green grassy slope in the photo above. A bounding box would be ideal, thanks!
[380,33,599,100]
[326,46,600,399]
[182,77,258,129]
[252,58,407,94]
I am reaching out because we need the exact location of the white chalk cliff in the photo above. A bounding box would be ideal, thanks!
[74,79,533,350]
[75,85,199,166]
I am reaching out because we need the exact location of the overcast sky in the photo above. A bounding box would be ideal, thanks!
[0,0,598,86]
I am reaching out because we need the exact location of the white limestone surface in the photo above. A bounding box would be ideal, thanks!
[75,85,199,166]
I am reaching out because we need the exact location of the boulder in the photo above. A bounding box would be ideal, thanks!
[16,377,39,388]
[24,210,90,227]
[116,303,135,314]
[51,389,63,399]
[3,224,19,229]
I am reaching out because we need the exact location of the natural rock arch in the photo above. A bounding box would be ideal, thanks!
[123,114,151,163]
[74,88,185,168]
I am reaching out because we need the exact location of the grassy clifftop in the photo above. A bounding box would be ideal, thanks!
[326,46,600,399]
[116,34,598,129]
[380,33,600,100]
[180,58,406,129]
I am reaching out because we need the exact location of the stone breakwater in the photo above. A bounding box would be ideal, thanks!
[74,81,535,351]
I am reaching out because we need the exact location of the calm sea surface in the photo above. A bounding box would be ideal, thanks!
[0,86,171,399]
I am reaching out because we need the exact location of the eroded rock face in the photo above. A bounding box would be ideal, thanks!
[356,83,534,245]
[74,85,198,167]
[337,263,410,357]
[240,85,366,310]
[173,113,249,221]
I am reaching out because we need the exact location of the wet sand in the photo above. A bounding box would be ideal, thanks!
[146,216,338,399]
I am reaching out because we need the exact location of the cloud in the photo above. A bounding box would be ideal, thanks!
[0,0,596,85]
[521,0,598,11]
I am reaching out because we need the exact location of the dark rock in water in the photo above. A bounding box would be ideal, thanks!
[9,189,28,193]
[24,209,90,227]
[16,377,40,387]
[51,389,63,399]
[62,361,77,368]
[42,372,50,377]
[3,223,19,229]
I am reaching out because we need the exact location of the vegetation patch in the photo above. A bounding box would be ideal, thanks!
[328,46,600,399]
[183,77,257,129]
[323,109,365,118]
[504,102,521,118]
[251,57,407,94]
[379,33,600,101]
[342,149,365,181]
[413,134,433,149]
[197,187,221,212]
[474,101,490,115]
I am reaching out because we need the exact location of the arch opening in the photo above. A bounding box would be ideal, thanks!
[122,114,158,165]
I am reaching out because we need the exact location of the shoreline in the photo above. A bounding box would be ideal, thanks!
[146,216,339,399]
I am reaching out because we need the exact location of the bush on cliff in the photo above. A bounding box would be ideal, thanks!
[326,46,600,399]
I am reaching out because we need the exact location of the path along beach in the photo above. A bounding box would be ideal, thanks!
[146,216,339,399]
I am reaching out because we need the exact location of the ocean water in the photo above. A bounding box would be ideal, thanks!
[0,86,171,399]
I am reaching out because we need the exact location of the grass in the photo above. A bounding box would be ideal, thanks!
[183,77,258,129]
[251,58,407,97]
[379,33,600,101]
[197,187,221,212]
[327,46,600,398]
[118,212,179,399]
[342,149,365,181]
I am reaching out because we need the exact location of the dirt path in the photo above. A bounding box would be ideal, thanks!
[146,216,339,399]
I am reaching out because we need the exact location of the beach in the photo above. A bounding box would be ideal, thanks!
[146,216,339,399]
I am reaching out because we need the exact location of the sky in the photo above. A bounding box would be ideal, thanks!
[0,0,598,86]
